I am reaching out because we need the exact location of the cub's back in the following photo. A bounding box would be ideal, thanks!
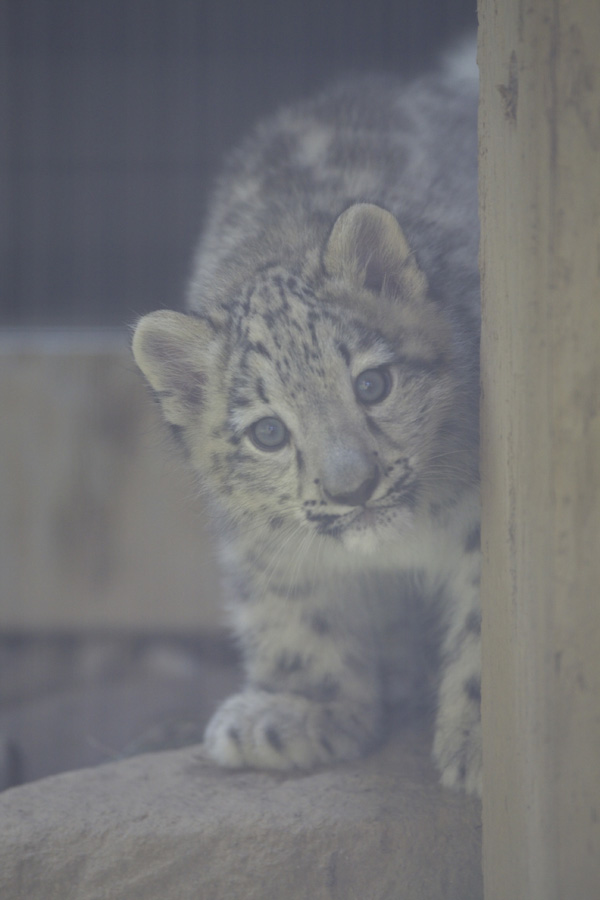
[188,43,479,335]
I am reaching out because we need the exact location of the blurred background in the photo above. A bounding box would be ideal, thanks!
[0,0,477,788]
[1,0,476,326]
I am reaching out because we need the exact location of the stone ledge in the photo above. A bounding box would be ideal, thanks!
[0,723,481,900]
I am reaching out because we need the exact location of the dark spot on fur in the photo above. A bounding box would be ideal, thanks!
[365,268,394,295]
[310,677,340,702]
[253,341,272,360]
[365,415,384,437]
[276,653,306,675]
[320,736,334,756]
[227,727,242,747]
[465,609,481,636]
[143,337,205,406]
[181,377,206,409]
[269,516,284,530]
[343,654,368,677]
[265,726,284,752]
[310,614,331,635]
[465,524,481,553]
[305,510,344,537]
[236,583,252,603]
[256,260,281,275]
[387,477,419,510]
[464,676,481,703]
[296,449,305,472]
[168,423,188,455]
[337,342,351,366]
[256,377,269,404]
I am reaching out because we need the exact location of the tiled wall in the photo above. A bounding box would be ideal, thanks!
[1,0,476,326]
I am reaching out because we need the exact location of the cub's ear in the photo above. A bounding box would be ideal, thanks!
[323,203,427,302]
[132,311,216,427]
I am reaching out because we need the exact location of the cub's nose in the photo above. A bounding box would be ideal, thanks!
[323,466,380,507]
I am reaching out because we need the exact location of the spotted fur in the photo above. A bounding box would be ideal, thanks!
[133,41,482,794]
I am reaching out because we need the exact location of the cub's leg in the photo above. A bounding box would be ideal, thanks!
[204,573,383,771]
[432,539,482,795]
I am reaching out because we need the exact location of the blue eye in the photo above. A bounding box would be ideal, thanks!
[249,417,289,451]
[354,367,391,405]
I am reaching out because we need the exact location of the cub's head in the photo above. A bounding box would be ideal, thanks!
[133,204,472,554]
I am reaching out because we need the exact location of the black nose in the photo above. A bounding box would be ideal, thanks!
[324,467,380,507]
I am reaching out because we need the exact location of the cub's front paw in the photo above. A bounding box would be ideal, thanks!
[432,702,482,796]
[204,689,381,771]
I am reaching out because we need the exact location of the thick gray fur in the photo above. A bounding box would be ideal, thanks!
[133,38,482,794]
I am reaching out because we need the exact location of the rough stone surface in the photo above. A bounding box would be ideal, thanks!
[0,722,482,900]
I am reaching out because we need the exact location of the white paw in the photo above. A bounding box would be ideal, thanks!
[204,689,381,771]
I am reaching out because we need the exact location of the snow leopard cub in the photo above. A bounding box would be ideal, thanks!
[133,42,481,794]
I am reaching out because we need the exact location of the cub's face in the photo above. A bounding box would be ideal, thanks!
[133,204,462,553]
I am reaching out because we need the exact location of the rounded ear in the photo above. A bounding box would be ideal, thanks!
[323,203,427,301]
[132,310,216,427]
